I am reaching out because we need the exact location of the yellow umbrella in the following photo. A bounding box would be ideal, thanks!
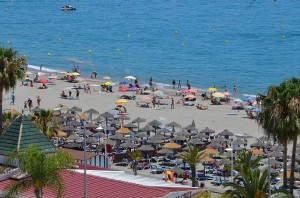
[212,92,225,98]
[208,87,217,92]
[115,99,129,105]
[116,127,132,135]
[200,155,215,163]
[104,81,114,86]
[251,147,264,155]
[72,72,80,76]
[204,147,220,155]
[163,141,181,149]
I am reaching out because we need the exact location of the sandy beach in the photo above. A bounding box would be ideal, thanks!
[2,70,278,196]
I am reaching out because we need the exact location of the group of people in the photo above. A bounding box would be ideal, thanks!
[172,79,191,90]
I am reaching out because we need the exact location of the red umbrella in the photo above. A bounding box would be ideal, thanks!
[187,89,198,93]
[119,87,128,92]
[38,78,48,83]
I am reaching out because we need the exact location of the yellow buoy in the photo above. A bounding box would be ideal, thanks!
[181,42,185,47]
[225,40,229,44]
[23,54,26,58]
[48,52,51,57]
[281,35,285,40]
[88,50,92,54]
[175,31,178,35]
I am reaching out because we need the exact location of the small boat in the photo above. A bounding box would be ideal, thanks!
[61,4,76,11]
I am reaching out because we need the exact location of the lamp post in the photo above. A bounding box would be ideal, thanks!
[225,147,234,183]
[103,120,108,168]
[239,133,271,198]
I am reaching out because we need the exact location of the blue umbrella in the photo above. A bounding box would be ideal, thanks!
[119,81,128,85]
[127,87,137,92]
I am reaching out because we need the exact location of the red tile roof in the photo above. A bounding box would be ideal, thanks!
[0,170,195,198]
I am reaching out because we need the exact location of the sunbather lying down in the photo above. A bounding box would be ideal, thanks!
[196,104,208,110]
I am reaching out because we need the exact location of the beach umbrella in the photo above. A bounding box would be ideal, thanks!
[86,137,98,144]
[204,148,219,155]
[165,121,182,128]
[207,142,222,149]
[67,134,82,141]
[70,106,82,112]
[213,136,229,143]
[84,122,98,128]
[272,145,284,151]
[258,136,272,142]
[194,133,209,139]
[232,139,246,145]
[148,119,163,133]
[132,117,146,131]
[104,81,115,86]
[109,134,124,140]
[184,125,196,131]
[157,128,171,135]
[251,147,264,155]
[115,99,129,105]
[216,159,232,166]
[119,81,129,85]
[84,108,99,119]
[234,98,243,103]
[208,87,217,92]
[150,90,165,97]
[104,125,116,131]
[124,76,136,80]
[72,72,80,76]
[103,76,111,80]
[77,130,93,136]
[262,158,281,166]
[232,146,243,151]
[235,133,253,139]
[200,155,215,163]
[101,139,116,146]
[219,129,234,137]
[157,148,174,154]
[138,145,154,151]
[175,130,190,136]
[187,139,205,145]
[212,92,225,98]
[250,141,265,148]
[222,152,236,158]
[268,151,283,158]
[152,134,167,140]
[147,138,164,144]
[74,113,88,121]
[56,130,67,137]
[120,141,137,148]
[55,116,67,123]
[67,120,82,127]
[172,135,186,141]
[135,132,149,138]
[163,141,181,149]
[109,119,122,125]
[140,125,154,132]
[224,92,231,96]
[184,95,196,100]
[115,127,132,135]
[100,112,114,123]
[37,78,48,83]
[123,122,138,129]
[199,127,215,134]
[92,132,106,138]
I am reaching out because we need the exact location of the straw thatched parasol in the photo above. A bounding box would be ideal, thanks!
[218,129,234,137]
[85,122,98,128]
[56,130,67,137]
[132,117,146,131]
[148,119,163,134]
[213,136,229,143]
[272,144,284,152]
[206,142,222,149]
[165,121,182,128]
[147,138,164,144]
[67,120,82,127]
[115,127,132,135]
[86,137,98,144]
[216,159,232,166]
[200,155,215,163]
[204,148,220,155]
[194,133,209,139]
[251,147,264,155]
[70,106,82,112]
[176,130,191,136]
[138,145,154,151]
[152,134,166,140]
[123,122,138,129]
[67,134,83,141]
[116,114,131,121]
[77,130,93,136]
[187,139,206,145]
[268,151,283,158]
[109,134,124,140]
[157,148,174,154]
[120,141,137,148]
[163,141,181,149]
[199,127,215,134]
[250,142,265,148]
[92,132,105,138]
[75,113,88,120]
[61,126,76,131]
[157,128,171,135]
[135,132,149,138]
[100,112,114,119]
[140,125,154,132]
[172,135,186,141]
[101,139,115,145]
[232,139,246,145]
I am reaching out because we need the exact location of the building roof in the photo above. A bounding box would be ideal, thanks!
[0,169,196,198]
[62,148,97,161]
[0,115,56,154]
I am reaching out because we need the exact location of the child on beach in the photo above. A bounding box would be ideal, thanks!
[10,92,15,105]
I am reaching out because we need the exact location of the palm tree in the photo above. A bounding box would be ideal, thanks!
[179,145,206,187]
[4,145,75,198]
[129,150,143,175]
[0,47,27,133]
[258,78,300,192]
[234,151,261,172]
[32,109,59,137]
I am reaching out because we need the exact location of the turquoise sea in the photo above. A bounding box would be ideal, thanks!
[0,0,299,94]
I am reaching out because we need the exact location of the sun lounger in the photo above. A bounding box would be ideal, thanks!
[211,176,229,186]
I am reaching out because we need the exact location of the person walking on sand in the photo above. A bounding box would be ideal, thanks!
[76,89,80,99]
[87,84,91,93]
[172,79,176,89]
[233,85,237,96]
[69,90,72,97]
[40,65,43,71]
[10,92,15,105]
[171,98,175,109]
[27,98,33,110]
[24,101,28,110]
[36,96,41,107]
[177,80,181,90]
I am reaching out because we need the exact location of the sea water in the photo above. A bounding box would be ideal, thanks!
[0,0,299,94]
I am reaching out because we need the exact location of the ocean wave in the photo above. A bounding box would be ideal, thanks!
[28,65,59,73]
